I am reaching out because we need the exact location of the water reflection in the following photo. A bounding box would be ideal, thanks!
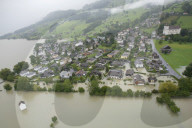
[55,92,104,126]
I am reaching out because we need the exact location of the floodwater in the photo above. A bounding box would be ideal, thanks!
[0,39,192,128]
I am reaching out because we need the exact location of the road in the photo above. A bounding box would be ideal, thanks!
[150,39,182,79]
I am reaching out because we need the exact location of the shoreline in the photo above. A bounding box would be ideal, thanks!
[25,39,46,69]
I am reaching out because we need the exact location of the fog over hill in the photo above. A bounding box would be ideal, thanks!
[0,0,99,36]
[0,0,179,36]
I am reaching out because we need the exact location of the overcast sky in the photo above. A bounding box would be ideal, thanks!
[0,0,98,35]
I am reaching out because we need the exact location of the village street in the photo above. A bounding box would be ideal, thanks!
[150,39,181,79]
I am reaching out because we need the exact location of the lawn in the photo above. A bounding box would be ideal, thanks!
[177,16,192,29]
[154,40,192,73]
[161,16,179,24]
[53,20,89,39]
[88,7,147,35]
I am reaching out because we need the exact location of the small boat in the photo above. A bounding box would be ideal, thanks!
[19,101,27,111]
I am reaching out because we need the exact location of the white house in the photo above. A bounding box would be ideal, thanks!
[34,65,42,71]
[134,59,144,68]
[127,43,134,51]
[139,46,146,52]
[60,69,74,79]
[163,26,181,35]
[75,41,83,47]
[38,67,48,74]
[20,70,29,77]
[26,72,36,78]
[121,52,129,59]
[19,101,27,111]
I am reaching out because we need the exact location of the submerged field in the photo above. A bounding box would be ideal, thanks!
[154,40,192,73]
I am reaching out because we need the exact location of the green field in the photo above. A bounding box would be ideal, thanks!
[53,20,89,39]
[154,40,192,72]
[88,7,147,35]
[50,7,148,40]
[161,16,179,24]
[177,16,192,29]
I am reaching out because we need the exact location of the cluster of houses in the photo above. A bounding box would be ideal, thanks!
[20,21,170,88]
[140,13,161,28]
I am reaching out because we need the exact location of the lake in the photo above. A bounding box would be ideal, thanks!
[0,39,192,128]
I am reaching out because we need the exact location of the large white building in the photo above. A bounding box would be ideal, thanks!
[163,26,181,35]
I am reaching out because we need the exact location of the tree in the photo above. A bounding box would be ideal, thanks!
[134,90,140,97]
[183,63,192,78]
[55,79,73,92]
[159,82,178,93]
[4,84,12,91]
[89,79,100,95]
[105,65,109,73]
[158,40,163,45]
[50,123,54,128]
[111,86,122,96]
[0,68,14,81]
[15,77,33,91]
[13,61,29,74]
[182,1,192,13]
[78,87,85,93]
[30,55,37,65]
[127,89,133,97]
[52,116,57,123]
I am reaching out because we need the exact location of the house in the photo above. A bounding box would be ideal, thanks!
[98,59,108,65]
[95,53,103,58]
[34,65,42,71]
[90,70,102,76]
[107,50,119,58]
[134,74,145,85]
[75,41,83,47]
[161,45,172,54]
[60,69,74,79]
[95,64,105,70]
[148,76,157,84]
[163,26,181,35]
[121,52,129,59]
[20,70,29,77]
[147,60,162,72]
[136,57,145,61]
[110,61,124,67]
[81,63,89,68]
[126,69,134,77]
[87,58,97,63]
[108,70,123,79]
[127,42,134,51]
[38,67,49,74]
[134,59,144,68]
[26,72,36,78]
[75,70,87,77]
[139,46,146,52]
[19,101,27,111]
[152,52,159,60]
[41,70,54,78]
[117,38,124,44]
[41,61,49,65]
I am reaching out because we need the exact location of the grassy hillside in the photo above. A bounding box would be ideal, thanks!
[53,20,89,39]
[177,16,192,29]
[49,7,148,40]
[154,40,192,73]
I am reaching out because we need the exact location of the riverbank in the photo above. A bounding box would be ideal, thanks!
[25,39,46,69]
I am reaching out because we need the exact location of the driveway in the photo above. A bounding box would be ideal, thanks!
[150,39,181,79]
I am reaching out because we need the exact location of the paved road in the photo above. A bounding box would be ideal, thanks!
[150,39,182,79]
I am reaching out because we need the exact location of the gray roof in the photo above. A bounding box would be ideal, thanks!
[108,70,123,78]
[134,59,143,65]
